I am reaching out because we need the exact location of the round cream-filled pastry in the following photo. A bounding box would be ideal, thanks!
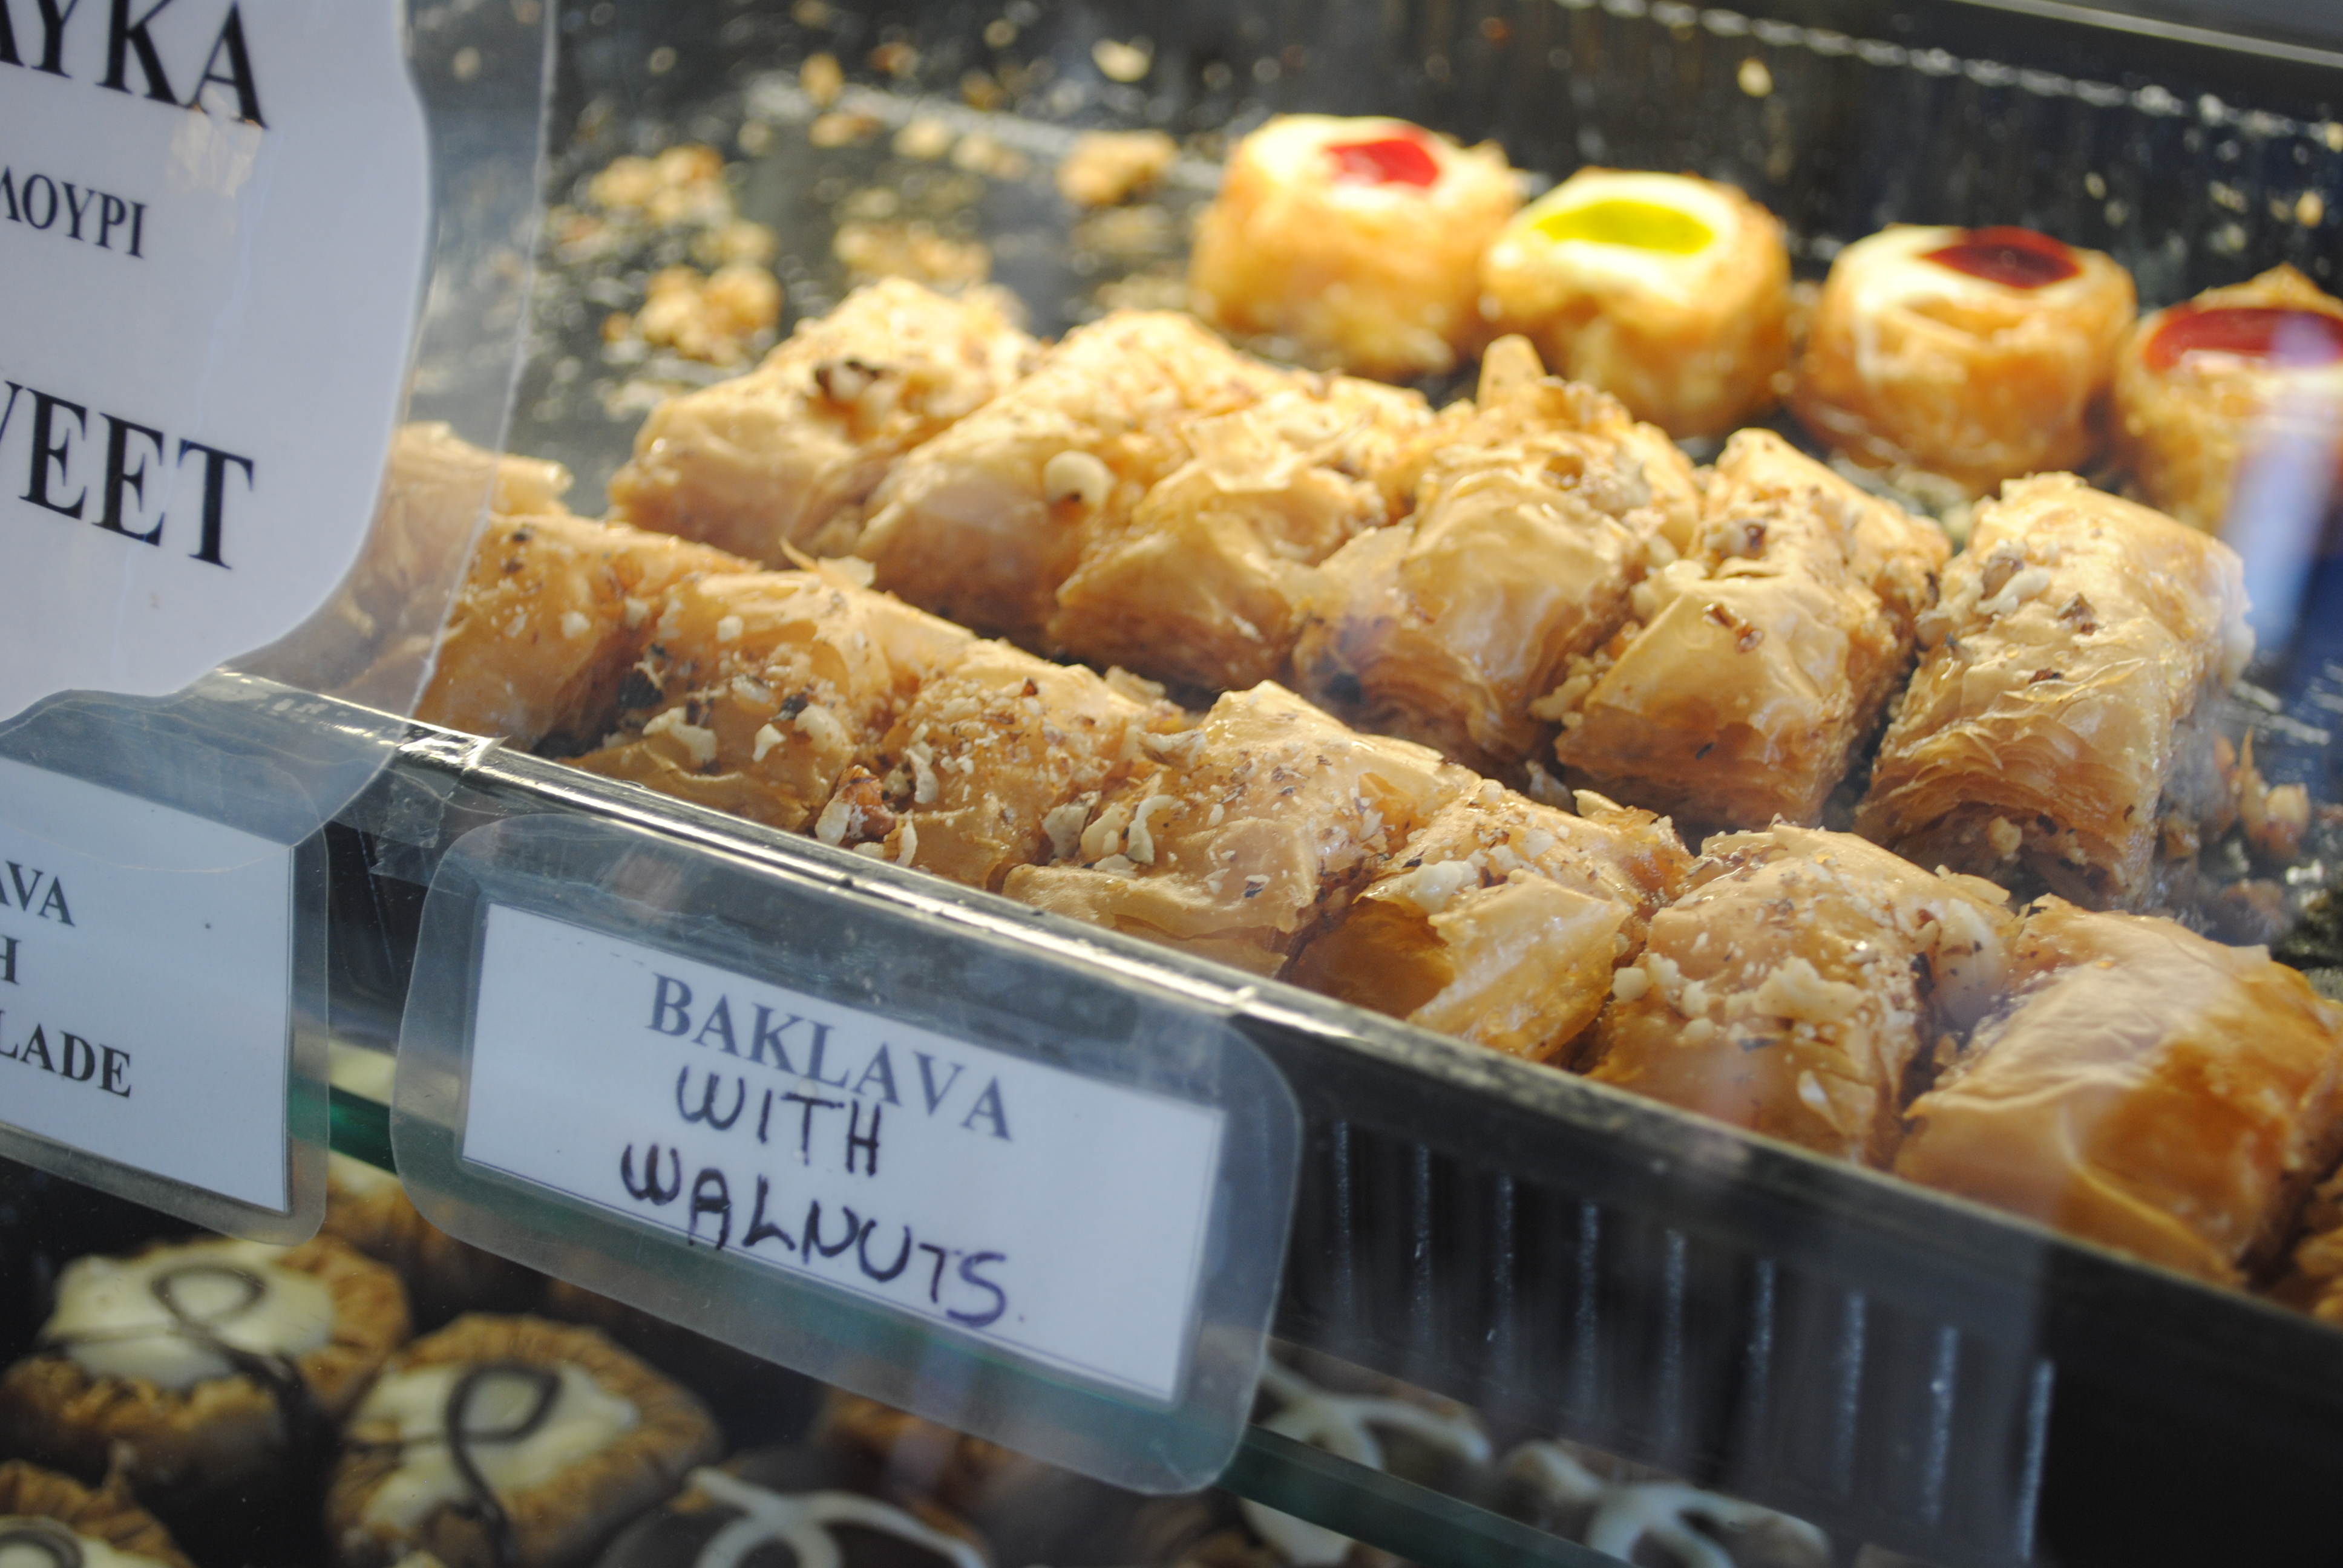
[2112,263,2343,533]
[0,1461,197,1568]
[1791,223,2136,493]
[1477,168,1791,438]
[326,1315,719,1568]
[0,1236,410,1514]
[1190,114,1520,379]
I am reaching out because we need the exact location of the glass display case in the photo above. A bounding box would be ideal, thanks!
[7,1,2343,1566]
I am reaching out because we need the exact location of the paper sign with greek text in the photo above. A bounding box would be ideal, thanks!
[0,756,295,1210]
[462,904,1227,1402]
[0,0,428,719]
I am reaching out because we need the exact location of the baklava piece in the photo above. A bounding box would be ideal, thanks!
[608,279,1040,562]
[857,311,1291,646]
[572,566,971,834]
[815,642,1186,889]
[595,1443,989,1568]
[1003,683,1473,975]
[1580,826,2016,1166]
[1855,474,2251,909]
[1792,224,2136,494]
[1190,115,1520,379]
[0,1236,409,1515]
[0,1460,197,1568]
[1478,169,1793,439]
[2112,262,2343,533]
[1287,783,1691,1063]
[1545,430,1948,832]
[1896,899,2343,1285]
[1293,339,1701,777]
[415,514,746,751]
[327,1316,720,1568]
[1048,374,1432,692]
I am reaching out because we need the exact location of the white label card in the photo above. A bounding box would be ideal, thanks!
[0,756,294,1210]
[464,906,1228,1404]
[0,0,429,718]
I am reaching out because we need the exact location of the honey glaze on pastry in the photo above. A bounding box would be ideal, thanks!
[1478,169,1792,439]
[0,1462,196,1568]
[1001,682,1475,976]
[1579,826,2016,1166]
[1896,900,2343,1285]
[328,1316,719,1568]
[1542,430,1947,832]
[2112,263,2343,532]
[814,642,1185,889]
[608,279,1041,564]
[1189,115,1520,379]
[0,1237,408,1509]
[1293,338,1700,778]
[572,565,972,834]
[1286,782,1691,1063]
[1792,224,2136,494]
[1046,374,1432,693]
[414,515,747,753]
[856,311,1291,647]
[1854,473,2251,910]
[593,1446,989,1568]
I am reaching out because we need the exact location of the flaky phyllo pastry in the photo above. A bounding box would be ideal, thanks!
[1293,338,1699,777]
[856,309,1293,645]
[1003,683,1474,975]
[573,565,971,833]
[1542,428,1949,830]
[816,641,1185,889]
[1898,900,2343,1284]
[1580,826,2016,1165]
[609,278,1041,563]
[1288,782,1691,1062]
[1049,372,1430,692]
[1855,474,2252,909]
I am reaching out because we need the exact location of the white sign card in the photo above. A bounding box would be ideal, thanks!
[0,0,430,720]
[0,755,294,1210]
[464,904,1228,1402]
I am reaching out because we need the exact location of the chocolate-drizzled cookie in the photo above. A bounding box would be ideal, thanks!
[593,1445,989,1568]
[0,1460,197,1568]
[0,1235,409,1514]
[327,1315,721,1568]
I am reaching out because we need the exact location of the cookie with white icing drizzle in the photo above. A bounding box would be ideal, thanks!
[0,1235,408,1514]
[1498,1442,1830,1568]
[1240,1357,1491,1567]
[326,1154,542,1331]
[592,1445,991,1568]
[0,1460,196,1568]
[327,1315,721,1568]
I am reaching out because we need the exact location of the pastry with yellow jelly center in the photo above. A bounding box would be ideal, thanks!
[1478,168,1792,439]
[1190,115,1520,379]
[1791,223,2136,493]
[2111,262,2343,533]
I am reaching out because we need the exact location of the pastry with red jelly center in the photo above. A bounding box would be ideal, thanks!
[2112,263,2343,532]
[1190,114,1519,380]
[1791,223,2136,494]
[1478,168,1792,439]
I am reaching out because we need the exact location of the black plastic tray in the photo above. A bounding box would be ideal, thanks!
[327,1,2343,1561]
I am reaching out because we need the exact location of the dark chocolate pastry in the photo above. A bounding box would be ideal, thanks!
[594,1445,989,1568]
